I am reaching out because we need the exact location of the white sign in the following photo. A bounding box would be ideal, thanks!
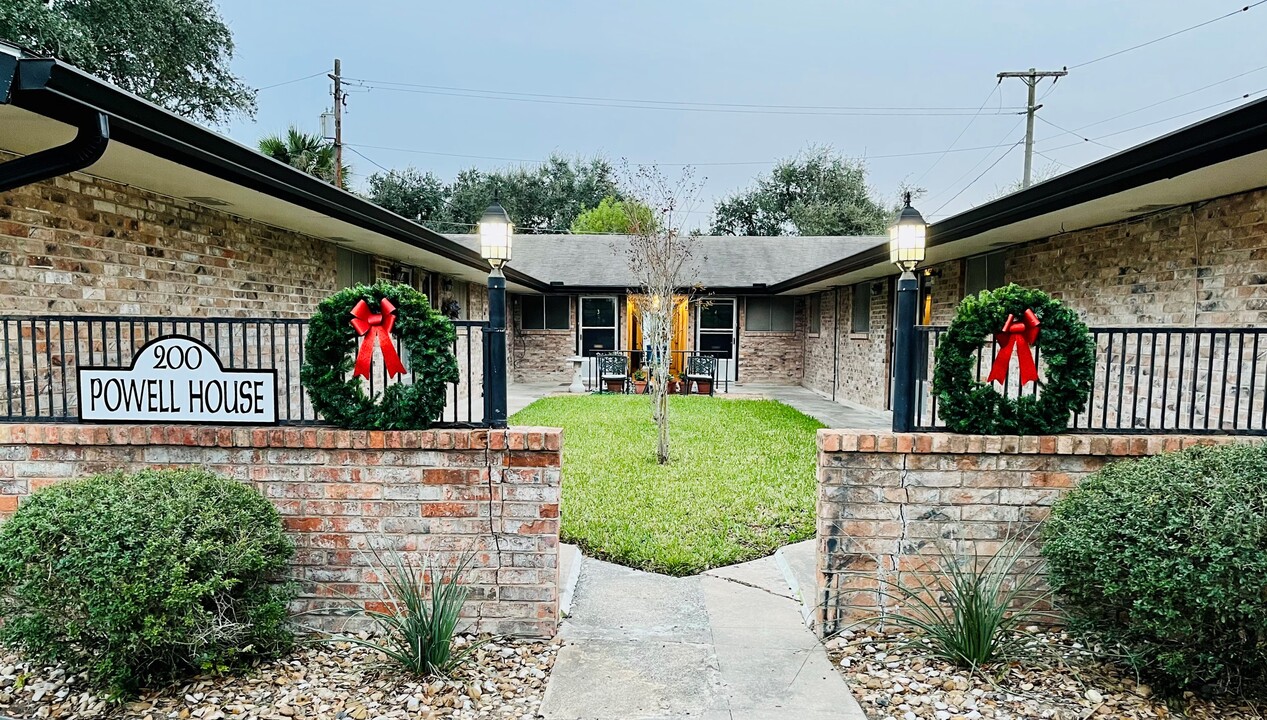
[78,336,277,424]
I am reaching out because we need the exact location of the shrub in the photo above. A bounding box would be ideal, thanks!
[344,548,477,677]
[0,469,295,695]
[867,537,1050,667]
[1042,443,1267,692]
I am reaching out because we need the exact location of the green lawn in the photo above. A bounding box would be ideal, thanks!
[510,394,824,576]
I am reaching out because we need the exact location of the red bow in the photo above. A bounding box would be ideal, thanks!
[987,309,1040,387]
[349,298,407,380]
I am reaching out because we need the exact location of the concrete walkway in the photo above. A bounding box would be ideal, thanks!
[735,384,890,430]
[540,547,865,720]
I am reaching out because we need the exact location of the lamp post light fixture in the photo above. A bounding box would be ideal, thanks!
[890,192,928,433]
[479,199,513,429]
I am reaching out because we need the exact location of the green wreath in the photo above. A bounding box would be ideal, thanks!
[932,284,1095,435]
[301,281,459,430]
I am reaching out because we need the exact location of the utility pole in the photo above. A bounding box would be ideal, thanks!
[997,67,1067,188]
[330,58,343,189]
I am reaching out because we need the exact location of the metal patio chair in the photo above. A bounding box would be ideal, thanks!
[597,353,629,394]
[683,355,717,395]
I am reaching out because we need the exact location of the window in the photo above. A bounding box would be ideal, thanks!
[745,297,795,332]
[851,283,871,334]
[807,294,822,335]
[964,252,1005,296]
[336,248,372,288]
[520,295,570,330]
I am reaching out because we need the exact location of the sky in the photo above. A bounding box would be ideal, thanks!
[216,1,1267,229]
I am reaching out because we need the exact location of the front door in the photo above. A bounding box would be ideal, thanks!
[696,298,738,382]
[579,296,618,384]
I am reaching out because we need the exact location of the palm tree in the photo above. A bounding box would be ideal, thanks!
[257,126,350,189]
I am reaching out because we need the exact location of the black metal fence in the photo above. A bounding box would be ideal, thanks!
[0,315,491,426]
[914,325,1267,434]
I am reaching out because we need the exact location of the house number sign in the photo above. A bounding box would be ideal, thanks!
[78,336,277,424]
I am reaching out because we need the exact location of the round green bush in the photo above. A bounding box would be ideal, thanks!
[301,280,459,430]
[1042,443,1267,692]
[0,469,295,695]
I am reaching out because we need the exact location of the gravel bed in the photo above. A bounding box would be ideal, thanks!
[828,626,1265,720]
[0,635,559,720]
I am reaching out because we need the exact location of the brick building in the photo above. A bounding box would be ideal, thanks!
[4,43,1267,426]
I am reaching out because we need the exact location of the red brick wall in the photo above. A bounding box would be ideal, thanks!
[0,162,339,318]
[0,424,562,637]
[814,429,1263,636]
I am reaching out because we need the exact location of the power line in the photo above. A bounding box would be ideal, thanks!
[256,70,329,91]
[345,145,391,174]
[1035,115,1119,151]
[341,78,1024,118]
[913,83,1004,186]
[1069,1,1266,69]
[343,139,1030,171]
[1069,63,1267,133]
[932,143,1022,216]
[924,115,1028,206]
[1039,88,1267,152]
[342,76,1025,113]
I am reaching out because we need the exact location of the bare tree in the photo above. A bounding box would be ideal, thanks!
[620,165,704,464]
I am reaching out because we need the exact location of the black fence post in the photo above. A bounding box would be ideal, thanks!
[892,271,919,432]
[486,271,509,428]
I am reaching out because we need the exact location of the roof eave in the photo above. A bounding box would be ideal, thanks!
[771,95,1267,293]
[7,56,549,292]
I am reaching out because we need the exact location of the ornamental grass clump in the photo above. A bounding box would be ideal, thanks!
[1043,443,1267,694]
[0,469,295,696]
[869,537,1051,668]
[342,548,479,677]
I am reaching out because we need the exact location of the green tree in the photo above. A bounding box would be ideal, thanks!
[710,146,891,236]
[365,155,621,234]
[569,196,657,234]
[0,0,256,125]
[257,127,349,189]
[367,167,449,222]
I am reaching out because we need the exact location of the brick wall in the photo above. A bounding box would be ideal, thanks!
[738,295,805,384]
[814,429,1263,636]
[0,162,339,318]
[0,424,561,637]
[800,280,892,408]
[802,290,838,396]
[510,296,576,384]
[803,187,1267,415]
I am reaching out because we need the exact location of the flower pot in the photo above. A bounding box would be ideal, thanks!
[633,380,648,394]
[668,380,682,394]
[695,380,712,395]
[604,378,625,393]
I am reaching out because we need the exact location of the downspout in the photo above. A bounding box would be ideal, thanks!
[832,286,839,402]
[0,111,109,193]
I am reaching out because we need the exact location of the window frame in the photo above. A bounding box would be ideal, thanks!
[744,296,796,333]
[519,295,571,331]
[850,283,871,335]
[807,293,822,336]
[964,251,1005,297]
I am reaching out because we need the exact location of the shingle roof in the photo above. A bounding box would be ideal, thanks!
[448,234,886,290]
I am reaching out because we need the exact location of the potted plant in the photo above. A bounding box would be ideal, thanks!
[694,373,712,396]
[667,372,683,394]
[604,375,626,393]
[632,368,648,394]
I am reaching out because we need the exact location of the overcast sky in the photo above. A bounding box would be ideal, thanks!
[217,1,1267,229]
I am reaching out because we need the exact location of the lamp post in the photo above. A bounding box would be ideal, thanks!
[479,199,513,428]
[890,192,928,432]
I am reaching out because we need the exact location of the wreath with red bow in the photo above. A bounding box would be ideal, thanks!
[301,281,459,430]
[932,284,1095,435]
